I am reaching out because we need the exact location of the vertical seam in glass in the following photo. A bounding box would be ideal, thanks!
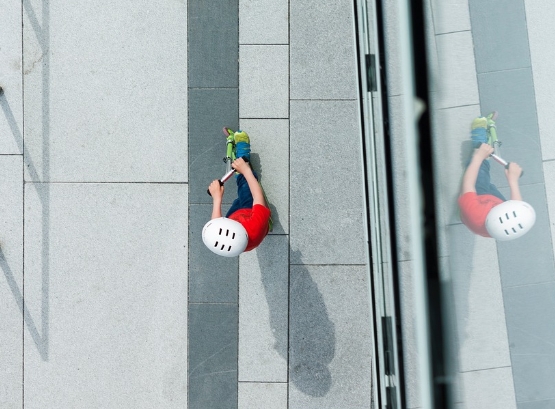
[396,0,434,408]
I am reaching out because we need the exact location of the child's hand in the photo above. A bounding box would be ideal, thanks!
[505,162,523,182]
[231,157,252,175]
[208,180,224,200]
[473,143,494,161]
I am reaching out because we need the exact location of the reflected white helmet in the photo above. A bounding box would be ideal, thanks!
[485,200,536,241]
[202,217,248,257]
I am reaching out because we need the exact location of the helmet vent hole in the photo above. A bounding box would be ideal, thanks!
[505,213,509,220]
[220,244,225,250]
[226,229,229,236]
[504,229,509,236]
[512,228,517,233]
[219,228,222,235]
[513,211,517,217]
[519,223,523,229]
[498,217,503,224]
[232,233,236,239]
[228,246,232,252]
[214,241,219,247]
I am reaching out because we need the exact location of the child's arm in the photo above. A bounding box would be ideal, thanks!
[506,162,523,201]
[208,180,224,219]
[461,143,494,194]
[232,158,266,207]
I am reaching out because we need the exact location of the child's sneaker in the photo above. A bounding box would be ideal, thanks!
[234,130,251,162]
[471,117,488,148]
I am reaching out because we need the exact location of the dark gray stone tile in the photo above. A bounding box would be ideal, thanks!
[496,184,555,287]
[188,88,238,204]
[469,0,531,73]
[477,69,543,188]
[519,399,555,409]
[188,0,238,88]
[189,204,238,303]
[189,303,238,409]
[504,283,555,402]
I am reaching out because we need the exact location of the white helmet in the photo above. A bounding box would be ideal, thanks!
[202,217,248,257]
[485,200,536,241]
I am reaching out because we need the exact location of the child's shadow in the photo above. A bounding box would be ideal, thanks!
[256,246,335,397]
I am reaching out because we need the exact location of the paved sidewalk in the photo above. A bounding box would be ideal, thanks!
[1,0,188,407]
[188,0,374,408]
[1,0,374,408]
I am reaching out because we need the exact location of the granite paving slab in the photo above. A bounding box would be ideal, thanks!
[289,264,372,409]
[188,0,238,88]
[0,156,23,407]
[0,0,22,154]
[239,0,288,45]
[290,0,357,99]
[189,204,239,304]
[239,45,289,119]
[239,119,289,234]
[23,0,188,183]
[188,88,239,205]
[23,183,188,408]
[189,303,238,409]
[239,235,288,382]
[290,100,365,265]
[504,282,555,403]
[238,382,288,409]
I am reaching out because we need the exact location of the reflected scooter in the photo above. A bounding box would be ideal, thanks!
[486,111,523,177]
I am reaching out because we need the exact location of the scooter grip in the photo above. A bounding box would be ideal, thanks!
[207,180,225,196]
[505,162,524,178]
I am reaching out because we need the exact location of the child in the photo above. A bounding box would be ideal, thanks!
[202,130,271,257]
[458,116,536,241]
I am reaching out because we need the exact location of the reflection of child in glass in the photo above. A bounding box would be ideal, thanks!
[458,117,535,241]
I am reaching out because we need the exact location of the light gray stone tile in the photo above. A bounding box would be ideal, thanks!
[239,382,287,409]
[504,282,555,402]
[239,235,288,382]
[525,0,555,160]
[0,156,23,407]
[239,119,289,234]
[431,0,471,34]
[239,0,288,45]
[0,0,22,154]
[435,31,479,109]
[289,264,372,409]
[290,100,365,265]
[290,0,357,99]
[240,45,288,119]
[23,184,188,408]
[23,0,187,182]
[545,162,555,258]
[459,367,517,409]
[446,224,511,371]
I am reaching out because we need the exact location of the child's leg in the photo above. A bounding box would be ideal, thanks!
[474,160,506,201]
[225,170,259,217]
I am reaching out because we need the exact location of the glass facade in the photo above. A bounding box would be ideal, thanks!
[356,0,555,408]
